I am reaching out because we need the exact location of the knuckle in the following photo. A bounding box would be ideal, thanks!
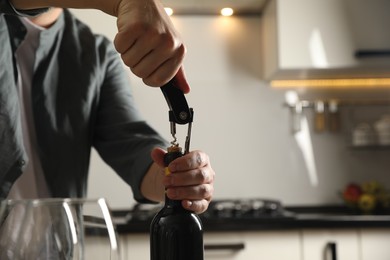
[143,78,160,87]
[187,151,203,169]
[113,33,129,54]
[210,169,216,181]
[195,151,203,166]
[122,54,138,69]
[198,169,208,183]
[148,74,170,87]
[113,36,122,53]
[161,33,176,49]
[177,43,186,58]
[160,36,185,60]
[185,157,194,169]
[132,66,148,79]
[170,44,186,65]
[200,185,212,197]
[121,55,132,67]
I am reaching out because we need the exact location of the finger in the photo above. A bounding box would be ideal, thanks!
[114,33,133,55]
[130,45,177,81]
[163,168,214,187]
[142,44,185,87]
[168,150,209,172]
[174,67,191,94]
[120,29,172,69]
[166,183,214,201]
[120,42,151,69]
[114,26,142,55]
[182,199,210,214]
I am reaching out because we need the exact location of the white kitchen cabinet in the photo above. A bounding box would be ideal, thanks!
[262,0,390,80]
[119,233,150,260]
[118,228,390,260]
[204,231,301,260]
[301,229,360,260]
[359,228,390,260]
[300,228,390,260]
[119,231,301,260]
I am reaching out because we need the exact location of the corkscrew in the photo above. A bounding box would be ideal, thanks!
[160,78,194,154]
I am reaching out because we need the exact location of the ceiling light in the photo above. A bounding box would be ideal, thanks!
[220,8,234,17]
[164,7,173,16]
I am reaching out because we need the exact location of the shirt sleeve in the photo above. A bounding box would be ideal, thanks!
[92,36,169,203]
[0,0,49,16]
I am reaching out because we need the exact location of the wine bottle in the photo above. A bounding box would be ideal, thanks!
[150,145,204,260]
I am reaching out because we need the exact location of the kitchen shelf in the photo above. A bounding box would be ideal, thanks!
[285,98,390,134]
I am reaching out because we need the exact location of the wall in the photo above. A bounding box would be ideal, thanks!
[70,10,390,209]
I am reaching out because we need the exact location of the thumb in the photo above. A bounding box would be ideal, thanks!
[151,147,167,168]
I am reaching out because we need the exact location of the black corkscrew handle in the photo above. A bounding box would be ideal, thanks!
[161,79,193,125]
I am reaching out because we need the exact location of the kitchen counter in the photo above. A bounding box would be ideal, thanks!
[112,205,390,234]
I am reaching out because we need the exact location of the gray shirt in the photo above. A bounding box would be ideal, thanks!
[0,8,167,202]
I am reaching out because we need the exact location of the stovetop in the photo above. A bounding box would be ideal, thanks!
[203,198,294,219]
[124,198,294,223]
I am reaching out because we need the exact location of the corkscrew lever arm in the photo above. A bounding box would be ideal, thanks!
[160,79,194,154]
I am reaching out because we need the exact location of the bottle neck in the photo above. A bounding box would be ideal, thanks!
[163,146,185,209]
[164,194,184,208]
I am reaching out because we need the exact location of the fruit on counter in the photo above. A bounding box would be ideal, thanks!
[361,181,383,195]
[341,181,390,214]
[342,183,362,203]
[358,194,377,213]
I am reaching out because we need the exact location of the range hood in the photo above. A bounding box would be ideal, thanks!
[262,0,390,88]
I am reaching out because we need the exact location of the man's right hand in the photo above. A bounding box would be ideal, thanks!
[113,0,190,92]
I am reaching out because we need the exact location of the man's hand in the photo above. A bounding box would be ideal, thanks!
[113,0,190,92]
[10,0,190,92]
[150,148,215,214]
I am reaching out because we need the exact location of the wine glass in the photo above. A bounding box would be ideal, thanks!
[0,199,28,259]
[0,198,120,260]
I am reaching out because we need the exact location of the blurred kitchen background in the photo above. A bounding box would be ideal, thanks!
[70,0,390,209]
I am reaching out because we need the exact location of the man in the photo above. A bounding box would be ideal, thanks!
[0,0,215,214]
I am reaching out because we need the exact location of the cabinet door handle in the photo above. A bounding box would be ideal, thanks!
[204,243,245,251]
[355,50,390,58]
[325,242,337,260]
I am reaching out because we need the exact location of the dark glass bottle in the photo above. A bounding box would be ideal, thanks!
[150,145,204,260]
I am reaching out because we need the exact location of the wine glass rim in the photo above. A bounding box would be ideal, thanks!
[1,197,108,206]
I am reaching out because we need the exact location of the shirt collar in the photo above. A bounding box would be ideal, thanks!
[5,11,65,51]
